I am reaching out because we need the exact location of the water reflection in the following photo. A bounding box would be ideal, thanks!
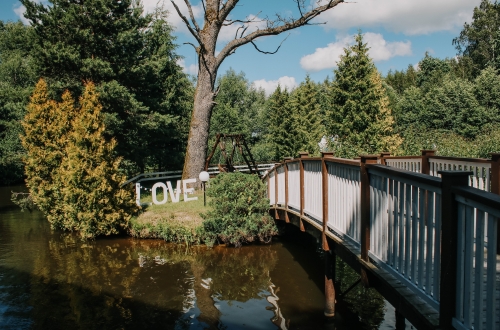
[0,186,391,330]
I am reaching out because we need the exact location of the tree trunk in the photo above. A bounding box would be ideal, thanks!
[182,16,219,181]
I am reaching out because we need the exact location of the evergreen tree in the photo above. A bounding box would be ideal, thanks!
[328,32,401,158]
[21,0,192,173]
[289,76,324,156]
[21,79,76,217]
[22,79,136,238]
[385,64,417,95]
[0,21,37,184]
[56,82,136,239]
[265,85,295,160]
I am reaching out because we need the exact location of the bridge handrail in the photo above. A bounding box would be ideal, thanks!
[266,152,500,329]
[451,185,500,330]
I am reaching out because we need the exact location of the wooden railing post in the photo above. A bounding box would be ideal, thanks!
[360,155,379,262]
[379,152,391,165]
[322,152,334,250]
[489,153,500,253]
[421,149,436,175]
[299,152,308,231]
[439,170,471,330]
[274,167,279,219]
[284,158,293,223]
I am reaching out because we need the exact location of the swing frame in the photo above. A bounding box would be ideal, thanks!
[205,133,259,175]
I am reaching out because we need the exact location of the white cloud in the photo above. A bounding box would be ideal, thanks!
[177,59,198,75]
[300,33,412,72]
[13,5,29,24]
[14,0,48,25]
[252,76,298,96]
[316,0,480,35]
[142,0,203,35]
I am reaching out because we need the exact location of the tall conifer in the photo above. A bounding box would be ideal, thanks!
[289,76,324,156]
[266,85,295,160]
[21,79,76,218]
[328,32,401,158]
[56,82,136,239]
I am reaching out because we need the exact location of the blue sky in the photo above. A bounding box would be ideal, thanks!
[0,0,482,95]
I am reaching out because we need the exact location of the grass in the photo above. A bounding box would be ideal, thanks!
[128,190,212,245]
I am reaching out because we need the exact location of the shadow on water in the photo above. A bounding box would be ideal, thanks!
[0,186,389,330]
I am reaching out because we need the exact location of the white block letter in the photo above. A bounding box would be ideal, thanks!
[135,183,141,206]
[167,180,181,203]
[152,182,168,205]
[183,178,198,202]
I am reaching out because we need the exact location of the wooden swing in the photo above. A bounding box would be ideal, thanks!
[205,133,259,175]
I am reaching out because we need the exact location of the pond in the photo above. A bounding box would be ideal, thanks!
[0,185,410,329]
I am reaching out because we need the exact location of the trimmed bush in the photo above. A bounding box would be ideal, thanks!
[201,172,277,247]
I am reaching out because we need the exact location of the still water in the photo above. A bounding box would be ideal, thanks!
[0,185,408,330]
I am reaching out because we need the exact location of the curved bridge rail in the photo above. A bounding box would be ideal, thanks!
[264,152,500,330]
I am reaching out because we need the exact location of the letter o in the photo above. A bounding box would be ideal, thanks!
[152,182,168,205]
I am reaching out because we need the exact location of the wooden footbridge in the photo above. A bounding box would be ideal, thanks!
[263,150,500,330]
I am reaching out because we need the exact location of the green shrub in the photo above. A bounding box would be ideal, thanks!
[201,172,277,247]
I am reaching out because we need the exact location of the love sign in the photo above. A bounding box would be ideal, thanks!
[135,178,198,206]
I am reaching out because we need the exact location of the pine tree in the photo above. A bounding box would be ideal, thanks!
[21,79,76,218]
[328,32,401,158]
[56,82,136,239]
[289,76,324,156]
[266,85,295,160]
[22,79,136,238]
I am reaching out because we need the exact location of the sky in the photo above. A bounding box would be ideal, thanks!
[0,0,482,95]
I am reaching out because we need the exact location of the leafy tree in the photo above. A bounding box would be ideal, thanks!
[208,69,268,164]
[453,0,500,76]
[416,53,452,90]
[328,32,401,158]
[289,76,324,156]
[474,66,500,123]
[0,21,37,184]
[425,75,486,138]
[21,0,192,173]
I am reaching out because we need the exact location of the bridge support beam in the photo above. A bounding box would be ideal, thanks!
[395,309,406,329]
[324,250,336,317]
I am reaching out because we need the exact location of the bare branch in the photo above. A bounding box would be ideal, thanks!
[250,34,290,55]
[239,26,248,39]
[170,0,202,45]
[216,0,343,69]
[183,0,201,32]
[223,11,262,26]
[183,42,199,52]
[219,0,239,22]
[201,0,206,16]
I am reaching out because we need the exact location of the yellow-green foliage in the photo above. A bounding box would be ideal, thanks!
[22,79,137,239]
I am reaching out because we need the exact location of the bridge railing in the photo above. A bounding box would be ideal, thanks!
[367,165,442,311]
[452,186,500,330]
[382,150,500,194]
[264,152,500,330]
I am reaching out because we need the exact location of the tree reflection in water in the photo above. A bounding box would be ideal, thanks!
[0,204,386,330]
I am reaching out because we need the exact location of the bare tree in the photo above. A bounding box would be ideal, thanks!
[172,0,344,180]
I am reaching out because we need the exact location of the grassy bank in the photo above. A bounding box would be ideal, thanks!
[129,191,211,245]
